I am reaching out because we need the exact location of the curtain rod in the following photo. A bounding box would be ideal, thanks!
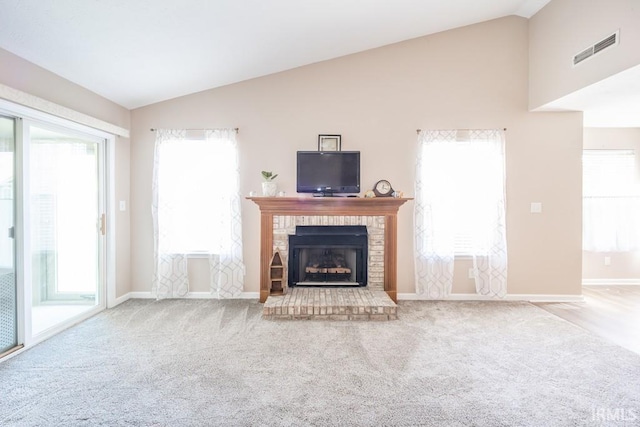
[150,127,239,133]
[416,128,507,134]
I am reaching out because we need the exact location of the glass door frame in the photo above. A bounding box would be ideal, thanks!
[22,118,107,342]
[0,99,116,350]
[0,115,19,356]
[28,121,106,304]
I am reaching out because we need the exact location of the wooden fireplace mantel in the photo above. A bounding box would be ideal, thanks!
[248,197,411,303]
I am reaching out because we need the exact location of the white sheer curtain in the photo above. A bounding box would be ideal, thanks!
[469,130,508,298]
[152,129,189,299]
[414,131,455,298]
[415,129,508,298]
[152,128,244,299]
[206,129,245,298]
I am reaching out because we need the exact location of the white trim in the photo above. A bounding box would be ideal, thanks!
[0,84,129,138]
[19,122,33,345]
[126,291,260,300]
[105,138,117,308]
[96,135,108,313]
[128,291,157,299]
[397,293,585,303]
[582,279,640,286]
[14,117,26,347]
[232,292,260,299]
[119,291,585,303]
[31,304,104,348]
[0,346,26,363]
[112,292,131,307]
[0,99,115,141]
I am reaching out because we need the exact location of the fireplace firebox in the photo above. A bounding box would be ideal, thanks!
[288,226,368,287]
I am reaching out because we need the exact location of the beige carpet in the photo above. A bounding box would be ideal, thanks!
[1,299,639,426]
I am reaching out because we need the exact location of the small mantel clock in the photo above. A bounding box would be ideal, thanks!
[373,180,394,197]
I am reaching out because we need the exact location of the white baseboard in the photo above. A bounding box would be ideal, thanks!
[233,292,261,299]
[397,293,585,303]
[179,291,260,300]
[123,291,260,300]
[121,291,584,303]
[128,291,156,299]
[111,293,131,307]
[582,279,640,286]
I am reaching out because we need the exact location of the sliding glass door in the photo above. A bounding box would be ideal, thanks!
[29,124,105,336]
[0,101,113,356]
[0,116,17,354]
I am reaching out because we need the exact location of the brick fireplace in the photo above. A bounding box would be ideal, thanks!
[248,197,410,303]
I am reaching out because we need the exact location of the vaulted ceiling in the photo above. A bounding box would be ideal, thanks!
[0,0,550,109]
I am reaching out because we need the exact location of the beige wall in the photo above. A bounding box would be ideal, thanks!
[114,141,131,298]
[0,47,132,298]
[583,127,640,281]
[529,0,640,109]
[131,16,583,297]
[0,48,130,129]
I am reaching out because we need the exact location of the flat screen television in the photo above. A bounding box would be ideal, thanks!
[297,151,360,195]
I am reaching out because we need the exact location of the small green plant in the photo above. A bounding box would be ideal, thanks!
[261,171,278,181]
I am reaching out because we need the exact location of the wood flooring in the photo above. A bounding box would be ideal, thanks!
[535,285,640,355]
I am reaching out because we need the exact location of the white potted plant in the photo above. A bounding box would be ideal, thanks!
[261,171,278,197]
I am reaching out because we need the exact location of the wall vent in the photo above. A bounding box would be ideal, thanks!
[573,31,619,66]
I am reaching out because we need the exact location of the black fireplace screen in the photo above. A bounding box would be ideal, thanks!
[288,225,368,287]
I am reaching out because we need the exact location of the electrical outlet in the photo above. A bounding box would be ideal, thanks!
[530,202,542,213]
[468,268,475,279]
[604,256,611,266]
[119,200,126,211]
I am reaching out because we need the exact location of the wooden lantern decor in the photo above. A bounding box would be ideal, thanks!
[269,251,285,295]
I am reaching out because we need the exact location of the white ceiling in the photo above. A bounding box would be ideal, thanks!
[538,64,640,128]
[0,0,550,109]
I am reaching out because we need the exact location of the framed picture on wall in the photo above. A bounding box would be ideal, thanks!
[318,134,341,151]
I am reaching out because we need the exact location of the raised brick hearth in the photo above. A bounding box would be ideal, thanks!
[263,288,397,320]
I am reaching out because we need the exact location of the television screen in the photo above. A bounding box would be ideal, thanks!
[297,151,360,195]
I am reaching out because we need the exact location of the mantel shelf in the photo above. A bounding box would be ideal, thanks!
[247,197,412,216]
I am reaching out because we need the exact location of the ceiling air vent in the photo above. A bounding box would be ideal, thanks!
[573,31,619,66]
[594,33,618,54]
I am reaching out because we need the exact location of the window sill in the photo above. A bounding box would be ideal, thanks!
[186,253,217,259]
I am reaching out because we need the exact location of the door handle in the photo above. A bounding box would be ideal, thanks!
[8,226,14,239]
[100,214,106,236]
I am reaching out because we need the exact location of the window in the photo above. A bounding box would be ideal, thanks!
[414,129,507,298]
[152,128,244,299]
[155,130,239,254]
[416,131,506,256]
[583,150,640,252]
